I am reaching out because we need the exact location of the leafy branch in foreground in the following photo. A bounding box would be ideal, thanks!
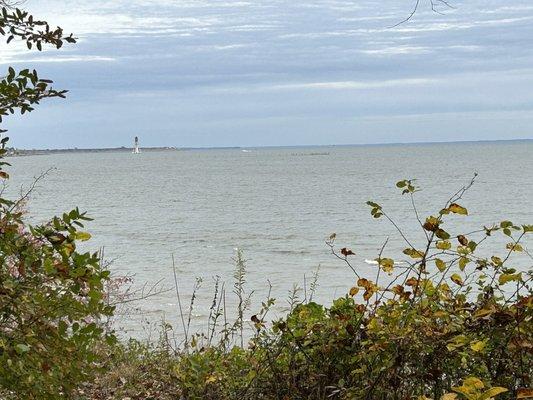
[0,1,76,134]
[0,3,76,50]
[0,68,68,126]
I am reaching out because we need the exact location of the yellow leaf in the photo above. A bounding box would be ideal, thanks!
[436,240,452,250]
[435,258,447,272]
[447,335,468,351]
[473,306,495,319]
[479,387,508,400]
[379,257,394,274]
[441,394,457,400]
[403,248,424,259]
[463,377,484,390]
[452,385,474,398]
[506,243,523,252]
[349,287,359,296]
[450,273,463,285]
[491,256,502,265]
[470,340,486,353]
[74,231,92,241]
[448,203,468,215]
[62,242,75,256]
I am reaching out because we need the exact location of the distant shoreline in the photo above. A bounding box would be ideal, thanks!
[7,138,532,156]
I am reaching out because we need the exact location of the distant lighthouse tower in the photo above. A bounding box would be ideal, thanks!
[132,136,140,154]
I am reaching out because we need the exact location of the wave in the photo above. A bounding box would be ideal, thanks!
[364,259,406,266]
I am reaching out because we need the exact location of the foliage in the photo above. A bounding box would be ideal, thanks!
[82,177,532,400]
[0,2,530,398]
[0,2,116,398]
[0,189,115,398]
[0,0,75,134]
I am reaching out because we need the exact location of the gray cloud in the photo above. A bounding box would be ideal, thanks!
[2,0,533,147]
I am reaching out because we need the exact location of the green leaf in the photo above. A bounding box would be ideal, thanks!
[467,241,478,252]
[366,201,381,209]
[498,273,522,285]
[479,387,508,400]
[436,229,451,240]
[15,343,30,354]
[459,257,469,271]
[74,231,92,241]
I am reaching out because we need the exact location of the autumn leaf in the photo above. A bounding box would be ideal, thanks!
[450,273,463,285]
[435,258,447,272]
[479,387,508,399]
[465,377,484,388]
[506,243,523,252]
[517,388,533,399]
[441,394,457,400]
[459,257,469,271]
[378,257,394,274]
[349,286,359,296]
[498,273,522,285]
[457,235,468,246]
[341,247,355,256]
[405,277,419,287]
[470,340,487,353]
[448,203,468,215]
[474,306,496,319]
[436,240,452,250]
[74,231,92,241]
[403,248,424,259]
[423,216,439,232]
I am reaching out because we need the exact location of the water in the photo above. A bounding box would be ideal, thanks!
[6,141,533,337]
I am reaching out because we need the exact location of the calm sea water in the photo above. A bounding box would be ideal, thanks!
[6,141,533,337]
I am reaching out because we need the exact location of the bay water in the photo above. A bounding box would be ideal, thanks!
[7,141,533,338]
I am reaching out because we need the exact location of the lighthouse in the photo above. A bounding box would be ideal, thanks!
[132,136,140,154]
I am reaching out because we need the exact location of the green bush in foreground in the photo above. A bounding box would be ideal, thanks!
[81,177,531,400]
[0,146,115,399]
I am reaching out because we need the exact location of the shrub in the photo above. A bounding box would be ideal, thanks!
[132,176,531,400]
[0,146,115,399]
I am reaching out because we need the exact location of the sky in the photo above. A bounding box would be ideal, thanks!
[1,0,533,148]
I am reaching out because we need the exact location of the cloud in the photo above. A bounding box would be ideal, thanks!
[265,78,437,91]
[0,55,116,65]
[2,0,533,147]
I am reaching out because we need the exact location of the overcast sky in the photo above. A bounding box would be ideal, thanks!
[2,0,533,148]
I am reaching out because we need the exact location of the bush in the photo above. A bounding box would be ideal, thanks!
[0,143,115,399]
[83,177,532,400]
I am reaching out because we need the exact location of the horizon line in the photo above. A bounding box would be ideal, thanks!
[11,137,533,153]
